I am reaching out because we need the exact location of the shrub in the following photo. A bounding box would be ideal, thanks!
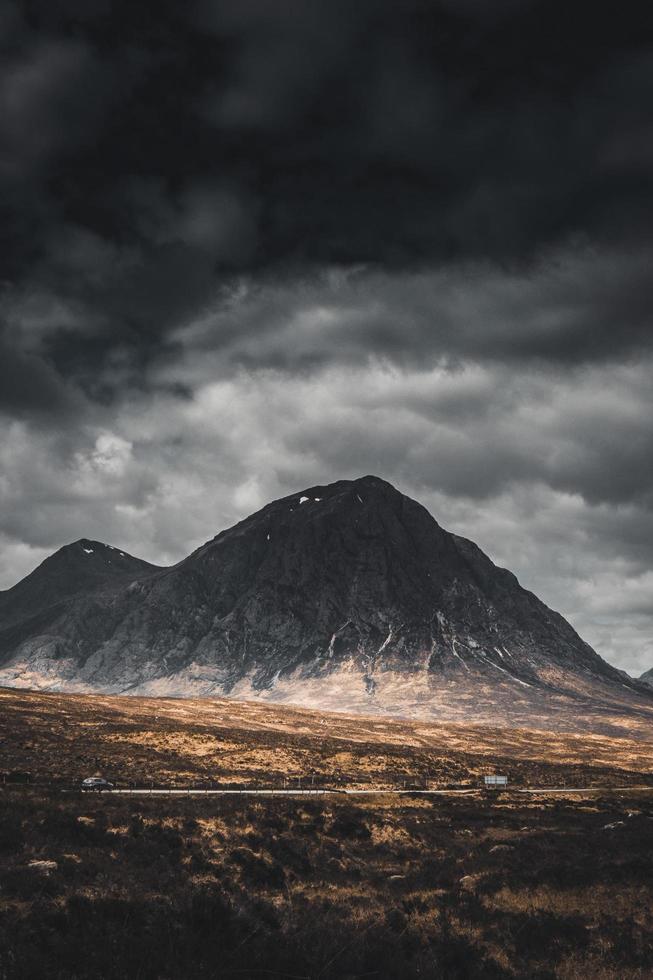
[330,811,371,840]
[0,811,24,853]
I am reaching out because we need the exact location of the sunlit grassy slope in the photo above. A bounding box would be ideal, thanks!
[2,687,652,789]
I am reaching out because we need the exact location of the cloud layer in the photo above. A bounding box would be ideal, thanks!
[1,0,652,674]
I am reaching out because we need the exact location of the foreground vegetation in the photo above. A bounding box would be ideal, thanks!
[1,787,653,979]
[1,688,653,978]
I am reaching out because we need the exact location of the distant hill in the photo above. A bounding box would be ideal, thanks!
[640,668,653,688]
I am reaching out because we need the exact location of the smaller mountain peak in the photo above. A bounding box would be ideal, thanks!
[58,539,158,570]
[61,539,125,559]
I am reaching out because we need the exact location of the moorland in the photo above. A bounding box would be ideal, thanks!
[1,688,652,979]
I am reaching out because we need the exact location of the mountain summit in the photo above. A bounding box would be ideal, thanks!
[0,477,650,731]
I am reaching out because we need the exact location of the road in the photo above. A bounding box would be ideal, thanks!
[94,788,476,797]
[80,785,653,798]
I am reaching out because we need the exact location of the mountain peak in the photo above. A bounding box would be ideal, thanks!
[351,474,396,489]
[66,538,127,557]
[285,474,399,504]
[50,539,158,574]
[66,538,113,555]
[0,477,649,732]
[0,538,161,630]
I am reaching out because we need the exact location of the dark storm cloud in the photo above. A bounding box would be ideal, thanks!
[164,247,653,377]
[2,0,653,404]
[0,337,77,418]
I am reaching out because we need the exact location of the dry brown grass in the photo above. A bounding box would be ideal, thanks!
[2,687,653,790]
[2,688,653,978]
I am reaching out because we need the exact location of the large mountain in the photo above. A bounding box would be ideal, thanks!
[641,668,653,688]
[0,477,651,733]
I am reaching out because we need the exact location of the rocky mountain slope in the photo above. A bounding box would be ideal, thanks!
[0,477,650,731]
[641,668,653,688]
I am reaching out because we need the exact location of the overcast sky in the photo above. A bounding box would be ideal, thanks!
[1,0,652,674]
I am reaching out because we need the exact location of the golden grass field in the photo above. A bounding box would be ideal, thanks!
[2,687,653,789]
